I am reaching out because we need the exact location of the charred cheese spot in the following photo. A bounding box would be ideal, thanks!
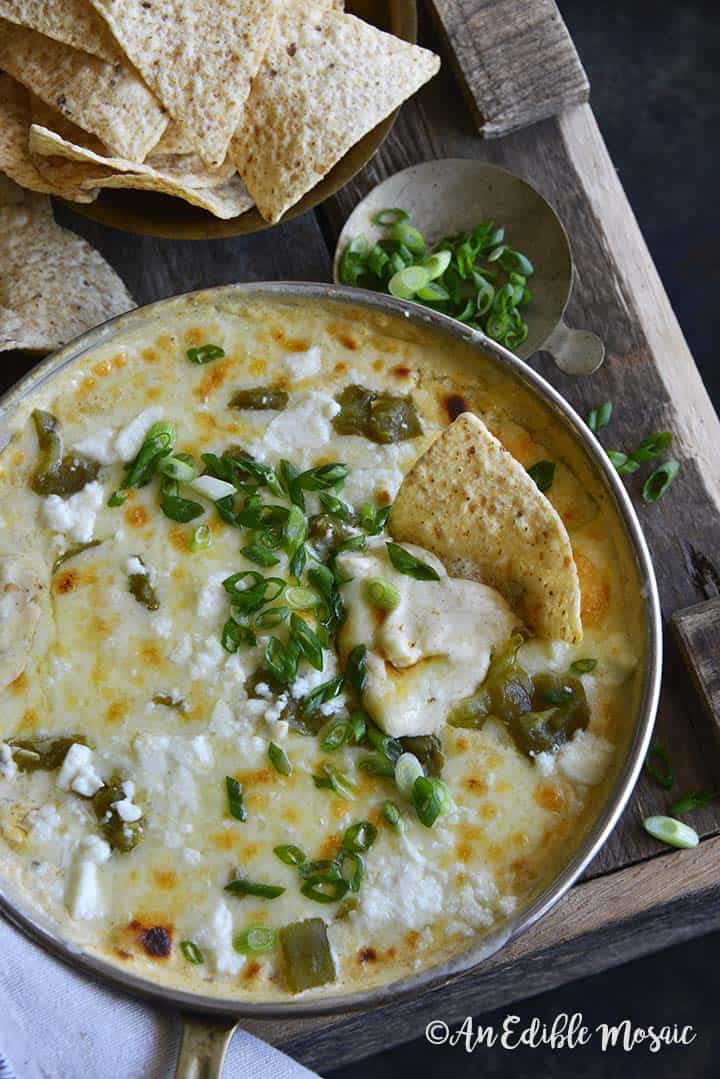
[139,925,173,959]
[357,947,377,964]
[141,348,159,364]
[9,671,28,694]
[125,504,149,529]
[92,359,113,378]
[153,870,179,891]
[195,359,233,398]
[534,782,566,813]
[444,393,470,422]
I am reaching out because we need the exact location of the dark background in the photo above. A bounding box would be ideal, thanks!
[332,1,720,1076]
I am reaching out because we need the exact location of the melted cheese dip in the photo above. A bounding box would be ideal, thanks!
[0,293,645,1001]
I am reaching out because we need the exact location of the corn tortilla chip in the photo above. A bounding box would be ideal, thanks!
[0,19,168,162]
[389,413,583,644]
[0,194,135,352]
[29,125,251,217]
[87,0,282,167]
[0,74,96,202]
[231,5,440,223]
[29,108,237,193]
[0,0,118,62]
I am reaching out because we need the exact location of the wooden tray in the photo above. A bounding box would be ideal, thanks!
[3,1,720,1071]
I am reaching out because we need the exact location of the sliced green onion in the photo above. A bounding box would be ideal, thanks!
[108,491,126,507]
[416,282,451,303]
[187,343,225,365]
[424,250,452,280]
[190,524,212,552]
[337,849,365,893]
[274,844,307,867]
[300,877,349,904]
[382,800,405,832]
[527,460,555,493]
[642,460,680,503]
[669,790,717,815]
[160,491,205,523]
[342,820,377,853]
[607,450,640,476]
[388,265,430,299]
[301,675,345,717]
[643,815,699,849]
[159,454,197,482]
[390,222,425,254]
[312,763,355,800]
[386,542,440,581]
[586,400,612,433]
[364,576,401,612]
[180,940,204,965]
[345,644,368,694]
[242,543,280,568]
[373,208,409,226]
[268,742,292,776]
[570,658,597,674]
[289,613,324,671]
[255,605,290,629]
[225,878,285,899]
[395,752,424,798]
[319,718,352,752]
[221,618,256,653]
[413,775,453,828]
[644,742,674,790]
[226,776,247,822]
[633,432,672,462]
[233,926,277,954]
[285,586,322,610]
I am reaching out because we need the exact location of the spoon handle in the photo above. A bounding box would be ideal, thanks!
[543,320,605,376]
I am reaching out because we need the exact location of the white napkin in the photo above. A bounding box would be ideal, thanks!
[0,915,320,1079]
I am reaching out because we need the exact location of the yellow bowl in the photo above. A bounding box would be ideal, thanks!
[61,1,417,240]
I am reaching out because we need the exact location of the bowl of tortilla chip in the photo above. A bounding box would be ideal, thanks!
[0,0,438,239]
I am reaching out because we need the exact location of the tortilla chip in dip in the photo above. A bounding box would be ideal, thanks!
[0,74,95,202]
[389,412,583,644]
[0,194,135,352]
[231,4,440,223]
[0,19,168,162]
[87,0,283,167]
[0,0,118,62]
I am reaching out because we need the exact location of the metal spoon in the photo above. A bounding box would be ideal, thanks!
[333,159,604,376]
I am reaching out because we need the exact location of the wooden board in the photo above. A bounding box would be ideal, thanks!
[673,598,720,752]
[2,2,720,1068]
[427,0,589,135]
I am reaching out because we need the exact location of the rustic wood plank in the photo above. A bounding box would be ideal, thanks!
[673,599,720,751]
[318,17,720,875]
[426,0,589,136]
[246,835,720,1070]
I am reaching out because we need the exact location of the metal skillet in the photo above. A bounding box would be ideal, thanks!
[0,283,661,1077]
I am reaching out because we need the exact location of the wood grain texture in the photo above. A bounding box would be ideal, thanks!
[426,0,589,135]
[673,599,720,747]
[245,836,720,1069]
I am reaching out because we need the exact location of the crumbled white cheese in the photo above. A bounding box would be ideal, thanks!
[209,700,237,737]
[290,652,340,700]
[194,901,245,975]
[558,730,614,786]
[111,797,143,823]
[169,634,193,665]
[115,407,164,462]
[183,848,202,866]
[65,835,111,920]
[253,682,272,700]
[72,428,116,465]
[190,475,236,502]
[57,743,103,798]
[42,481,105,544]
[26,804,62,841]
[189,636,227,680]
[533,751,556,777]
[151,614,173,639]
[122,780,135,799]
[196,571,234,622]
[0,742,17,779]
[261,392,340,460]
[283,346,322,379]
[125,555,146,577]
[518,639,572,676]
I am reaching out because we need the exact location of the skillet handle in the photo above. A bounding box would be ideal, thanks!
[543,320,605,376]
[175,1015,239,1079]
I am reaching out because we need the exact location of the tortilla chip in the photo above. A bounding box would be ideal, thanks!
[0,0,118,62]
[29,107,237,193]
[388,413,583,644]
[152,122,198,157]
[87,0,282,167]
[0,194,135,352]
[0,19,168,162]
[29,125,251,217]
[231,5,440,223]
[0,74,96,202]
